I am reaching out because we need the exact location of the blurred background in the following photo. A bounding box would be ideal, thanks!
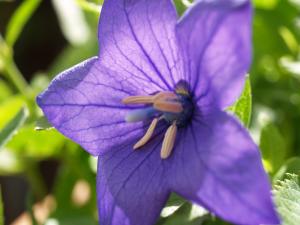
[0,0,299,225]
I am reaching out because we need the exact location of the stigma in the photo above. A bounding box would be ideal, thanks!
[122,84,194,159]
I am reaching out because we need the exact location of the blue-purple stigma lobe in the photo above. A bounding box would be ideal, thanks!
[125,107,157,123]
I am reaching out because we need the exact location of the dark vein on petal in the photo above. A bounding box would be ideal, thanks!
[123,0,172,90]
[192,12,227,94]
[189,123,272,220]
[145,2,176,86]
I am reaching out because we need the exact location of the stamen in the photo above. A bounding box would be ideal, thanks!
[161,122,177,159]
[134,118,159,149]
[122,92,178,105]
[153,92,178,101]
[153,100,183,113]
[122,96,155,104]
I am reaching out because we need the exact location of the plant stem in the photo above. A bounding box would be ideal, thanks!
[0,36,32,98]
[4,58,30,96]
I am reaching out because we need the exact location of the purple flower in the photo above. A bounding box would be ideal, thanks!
[37,0,280,225]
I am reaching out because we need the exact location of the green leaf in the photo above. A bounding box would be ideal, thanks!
[75,0,102,14]
[7,125,65,158]
[228,76,252,127]
[5,0,41,47]
[52,0,92,46]
[35,116,53,131]
[0,80,12,103]
[161,193,186,218]
[274,174,300,225]
[0,107,28,149]
[159,194,208,225]
[273,157,300,181]
[0,149,24,175]
[0,187,3,225]
[173,0,188,15]
[159,203,208,225]
[0,96,24,129]
[254,0,279,9]
[260,123,286,174]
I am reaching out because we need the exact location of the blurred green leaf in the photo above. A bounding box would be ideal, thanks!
[274,157,300,181]
[0,96,24,128]
[52,0,91,46]
[0,149,24,175]
[0,35,11,70]
[228,77,252,127]
[0,107,28,149]
[0,80,12,103]
[30,73,50,93]
[260,123,286,174]
[0,187,3,225]
[173,0,188,15]
[274,174,300,225]
[5,0,41,47]
[202,216,232,225]
[161,193,186,218]
[254,0,279,9]
[49,39,98,77]
[159,203,208,225]
[35,116,53,131]
[76,0,102,14]
[279,26,299,54]
[7,125,65,158]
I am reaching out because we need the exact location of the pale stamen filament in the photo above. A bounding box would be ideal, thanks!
[161,122,177,159]
[134,117,159,150]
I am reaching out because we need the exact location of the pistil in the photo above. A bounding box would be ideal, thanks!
[122,90,192,159]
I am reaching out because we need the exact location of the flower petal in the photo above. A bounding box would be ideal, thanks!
[37,57,158,156]
[176,1,252,110]
[97,127,170,225]
[168,111,280,225]
[98,0,184,91]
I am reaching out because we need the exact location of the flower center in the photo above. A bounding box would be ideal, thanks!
[122,82,194,159]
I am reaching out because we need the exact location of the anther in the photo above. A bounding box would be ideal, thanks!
[122,96,154,105]
[122,92,178,105]
[153,92,178,101]
[153,100,183,113]
[134,118,159,149]
[161,122,177,159]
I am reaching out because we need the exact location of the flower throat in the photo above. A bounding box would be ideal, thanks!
[122,81,194,159]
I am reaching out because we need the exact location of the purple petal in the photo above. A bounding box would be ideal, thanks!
[37,57,159,156]
[97,125,170,225]
[98,0,184,91]
[168,111,280,225]
[176,1,252,110]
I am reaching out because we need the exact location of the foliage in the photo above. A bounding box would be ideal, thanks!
[228,76,252,127]
[274,174,300,225]
[0,0,299,224]
[260,122,286,174]
[0,107,28,149]
[0,187,3,225]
